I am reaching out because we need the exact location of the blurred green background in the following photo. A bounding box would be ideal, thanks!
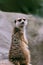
[0,0,43,17]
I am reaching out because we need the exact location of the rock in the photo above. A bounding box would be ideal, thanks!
[0,59,14,65]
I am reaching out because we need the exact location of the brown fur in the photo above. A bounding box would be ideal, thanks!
[9,27,30,65]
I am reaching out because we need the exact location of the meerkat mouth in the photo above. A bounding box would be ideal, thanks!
[20,24,24,28]
[20,25,24,28]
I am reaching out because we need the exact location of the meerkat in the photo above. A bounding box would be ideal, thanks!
[9,17,31,65]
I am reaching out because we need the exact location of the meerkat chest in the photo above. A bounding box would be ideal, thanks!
[10,32,26,57]
[12,32,28,51]
[12,30,24,43]
[12,33,21,49]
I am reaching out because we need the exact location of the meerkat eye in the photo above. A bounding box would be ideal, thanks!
[23,19,26,21]
[18,19,22,22]
[14,20,16,23]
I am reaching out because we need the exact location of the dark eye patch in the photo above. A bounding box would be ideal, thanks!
[14,20,16,23]
[17,19,22,22]
[23,19,26,21]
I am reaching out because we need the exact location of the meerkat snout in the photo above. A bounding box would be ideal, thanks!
[21,22,24,24]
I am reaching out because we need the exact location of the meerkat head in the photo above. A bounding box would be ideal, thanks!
[14,17,28,29]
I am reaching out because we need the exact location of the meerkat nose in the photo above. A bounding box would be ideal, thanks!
[22,22,24,24]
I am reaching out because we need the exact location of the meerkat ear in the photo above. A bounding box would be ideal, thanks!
[14,20,16,23]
